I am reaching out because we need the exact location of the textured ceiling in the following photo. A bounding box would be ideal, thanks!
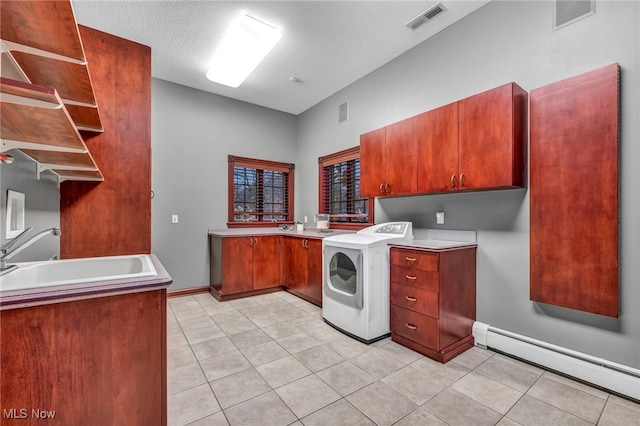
[72,1,489,115]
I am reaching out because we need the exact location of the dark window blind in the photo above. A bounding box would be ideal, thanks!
[228,156,294,225]
[319,147,371,225]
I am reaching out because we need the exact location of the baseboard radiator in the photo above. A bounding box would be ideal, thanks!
[473,322,640,400]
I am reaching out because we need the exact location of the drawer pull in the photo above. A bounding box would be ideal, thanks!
[405,296,417,302]
[405,323,417,330]
[404,257,416,262]
[405,275,417,280]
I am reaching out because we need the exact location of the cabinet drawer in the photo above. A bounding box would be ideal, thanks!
[390,282,438,318]
[390,249,438,271]
[390,265,439,291]
[391,305,438,350]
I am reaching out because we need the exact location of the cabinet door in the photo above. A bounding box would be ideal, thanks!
[360,127,386,197]
[530,64,619,317]
[417,102,459,193]
[283,237,307,293]
[458,82,526,190]
[222,238,253,294]
[305,239,323,305]
[253,236,283,290]
[385,116,417,195]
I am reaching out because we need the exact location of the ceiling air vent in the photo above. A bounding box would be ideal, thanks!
[406,3,447,30]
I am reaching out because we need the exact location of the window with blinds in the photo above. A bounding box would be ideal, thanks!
[319,146,373,228]
[228,156,294,226]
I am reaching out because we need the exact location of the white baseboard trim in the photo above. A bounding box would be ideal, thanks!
[472,321,640,400]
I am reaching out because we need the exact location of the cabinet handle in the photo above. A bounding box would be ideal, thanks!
[405,275,417,281]
[450,174,456,188]
[405,296,417,302]
[405,323,417,330]
[248,238,253,247]
[379,183,385,194]
[460,173,465,187]
[385,183,390,193]
[303,239,309,248]
[253,238,257,246]
[404,257,416,262]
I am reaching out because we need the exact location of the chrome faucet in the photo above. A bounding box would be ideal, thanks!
[0,227,61,275]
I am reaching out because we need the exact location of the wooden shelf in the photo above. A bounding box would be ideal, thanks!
[1,0,102,132]
[1,77,103,182]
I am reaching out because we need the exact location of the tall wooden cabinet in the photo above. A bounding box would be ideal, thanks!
[283,236,323,306]
[530,64,620,317]
[60,26,151,258]
[361,117,417,197]
[389,245,476,363]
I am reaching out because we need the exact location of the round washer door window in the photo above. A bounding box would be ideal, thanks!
[329,252,357,295]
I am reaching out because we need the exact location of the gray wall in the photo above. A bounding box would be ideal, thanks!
[0,151,60,261]
[296,1,640,368]
[150,79,297,290]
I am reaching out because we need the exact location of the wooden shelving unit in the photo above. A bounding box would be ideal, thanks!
[0,0,104,182]
[0,78,103,182]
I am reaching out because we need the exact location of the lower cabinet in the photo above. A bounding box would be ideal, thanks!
[389,245,476,363]
[283,236,323,306]
[0,290,167,425]
[209,235,282,300]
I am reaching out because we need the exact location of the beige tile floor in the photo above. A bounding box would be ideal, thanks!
[167,292,640,426]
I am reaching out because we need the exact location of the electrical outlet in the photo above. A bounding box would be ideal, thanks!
[436,211,445,225]
[171,214,179,224]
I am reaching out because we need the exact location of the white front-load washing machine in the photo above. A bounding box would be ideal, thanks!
[322,222,413,343]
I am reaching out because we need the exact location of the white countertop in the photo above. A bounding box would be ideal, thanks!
[390,239,478,250]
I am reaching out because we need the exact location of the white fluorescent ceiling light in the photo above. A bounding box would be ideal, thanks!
[206,14,282,88]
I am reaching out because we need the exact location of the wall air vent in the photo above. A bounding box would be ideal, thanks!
[406,3,447,30]
[338,102,349,123]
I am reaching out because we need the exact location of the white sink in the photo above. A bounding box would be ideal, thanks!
[0,254,157,292]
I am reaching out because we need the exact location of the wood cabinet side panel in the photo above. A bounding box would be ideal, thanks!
[306,239,323,304]
[385,116,417,195]
[60,26,151,258]
[359,128,386,197]
[439,248,476,349]
[110,291,165,425]
[530,64,619,317]
[417,102,459,193]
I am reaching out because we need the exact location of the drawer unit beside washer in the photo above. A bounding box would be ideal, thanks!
[389,245,476,363]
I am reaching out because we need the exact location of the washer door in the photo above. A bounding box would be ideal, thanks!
[323,245,363,309]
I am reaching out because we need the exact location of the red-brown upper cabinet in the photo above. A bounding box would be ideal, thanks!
[360,116,417,197]
[417,101,459,193]
[457,82,527,191]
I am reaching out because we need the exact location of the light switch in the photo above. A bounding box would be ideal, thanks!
[171,214,179,224]
[436,211,445,225]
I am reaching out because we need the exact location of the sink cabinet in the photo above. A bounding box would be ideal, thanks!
[209,235,283,300]
[389,245,476,363]
[283,236,323,306]
[360,116,417,197]
[0,290,167,425]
